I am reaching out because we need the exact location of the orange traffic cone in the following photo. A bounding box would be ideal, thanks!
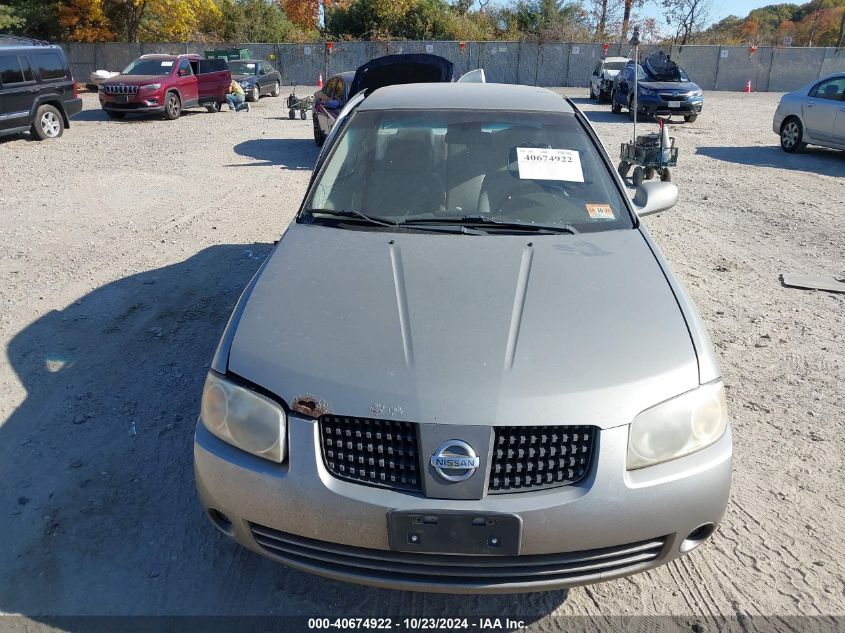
[317,73,323,88]
[743,80,751,93]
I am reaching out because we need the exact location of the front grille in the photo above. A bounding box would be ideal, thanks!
[659,92,690,101]
[250,523,667,588]
[488,425,595,493]
[104,84,139,95]
[319,416,421,492]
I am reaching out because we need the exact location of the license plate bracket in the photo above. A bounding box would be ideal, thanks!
[116,95,129,104]
[669,100,681,108]
[387,510,521,556]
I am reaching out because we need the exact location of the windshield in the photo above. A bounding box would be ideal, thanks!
[305,109,632,233]
[229,61,258,75]
[604,61,626,71]
[122,58,175,75]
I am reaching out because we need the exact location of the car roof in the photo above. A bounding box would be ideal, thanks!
[358,83,574,113]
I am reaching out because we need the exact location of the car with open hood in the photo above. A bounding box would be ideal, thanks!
[589,56,627,102]
[313,53,454,147]
[195,81,732,594]
[611,52,703,122]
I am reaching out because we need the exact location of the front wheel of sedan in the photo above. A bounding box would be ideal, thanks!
[31,105,64,140]
[684,114,698,123]
[249,86,259,102]
[271,82,280,97]
[780,117,806,153]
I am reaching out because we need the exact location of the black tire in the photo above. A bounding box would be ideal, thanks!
[661,168,672,182]
[163,92,181,120]
[632,166,645,187]
[248,86,259,102]
[313,115,326,147]
[617,161,631,179]
[271,81,280,97]
[684,114,698,123]
[645,167,656,180]
[780,117,806,153]
[31,104,64,140]
[300,109,307,120]
[105,110,125,120]
[611,91,622,114]
[589,84,597,100]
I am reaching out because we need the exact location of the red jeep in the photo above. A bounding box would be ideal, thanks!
[99,54,230,120]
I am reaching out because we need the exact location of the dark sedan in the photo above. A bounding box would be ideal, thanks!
[229,59,281,102]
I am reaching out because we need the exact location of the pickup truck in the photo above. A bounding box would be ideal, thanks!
[99,54,230,120]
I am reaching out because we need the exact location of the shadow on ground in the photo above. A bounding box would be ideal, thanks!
[696,145,845,177]
[231,138,319,169]
[0,243,565,623]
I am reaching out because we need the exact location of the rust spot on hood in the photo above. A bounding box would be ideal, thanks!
[291,395,331,418]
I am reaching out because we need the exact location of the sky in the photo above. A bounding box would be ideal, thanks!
[638,0,773,28]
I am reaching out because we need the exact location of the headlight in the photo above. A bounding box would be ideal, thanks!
[240,80,250,88]
[200,372,287,463]
[139,83,161,91]
[640,88,657,96]
[627,381,728,470]
[691,89,703,97]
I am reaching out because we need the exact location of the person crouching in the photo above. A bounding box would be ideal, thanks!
[226,80,249,112]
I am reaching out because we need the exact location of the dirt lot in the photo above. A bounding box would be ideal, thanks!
[0,89,843,624]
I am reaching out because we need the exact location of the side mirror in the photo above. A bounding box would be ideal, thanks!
[325,99,341,108]
[632,181,678,217]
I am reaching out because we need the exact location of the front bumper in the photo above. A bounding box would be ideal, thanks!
[637,96,703,116]
[194,415,732,593]
[99,94,165,113]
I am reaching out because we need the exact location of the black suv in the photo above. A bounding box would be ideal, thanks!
[0,36,82,140]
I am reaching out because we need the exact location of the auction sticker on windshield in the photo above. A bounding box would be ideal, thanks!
[586,203,615,219]
[516,148,584,182]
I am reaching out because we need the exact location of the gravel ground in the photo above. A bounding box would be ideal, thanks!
[0,88,843,624]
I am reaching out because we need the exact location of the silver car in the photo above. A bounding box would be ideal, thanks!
[589,56,628,102]
[194,82,732,593]
[774,72,845,152]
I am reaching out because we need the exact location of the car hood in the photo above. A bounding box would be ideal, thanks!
[103,74,170,85]
[232,74,256,82]
[639,80,700,92]
[349,53,454,97]
[227,224,700,429]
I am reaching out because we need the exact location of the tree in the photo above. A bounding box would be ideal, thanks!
[0,3,25,29]
[4,0,61,39]
[662,0,715,43]
[101,0,221,41]
[59,0,115,41]
[218,0,296,42]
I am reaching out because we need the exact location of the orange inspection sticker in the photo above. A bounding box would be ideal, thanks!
[586,204,615,219]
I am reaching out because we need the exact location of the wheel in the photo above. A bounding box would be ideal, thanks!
[661,168,672,182]
[300,109,306,120]
[248,86,259,102]
[611,91,622,114]
[288,109,295,120]
[645,167,656,180]
[163,92,181,120]
[632,166,645,186]
[313,115,326,147]
[780,117,806,153]
[105,110,125,119]
[271,81,280,97]
[589,84,597,100]
[31,105,64,140]
[617,161,631,179]
[684,114,698,123]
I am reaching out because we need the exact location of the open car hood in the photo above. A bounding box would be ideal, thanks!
[349,54,454,97]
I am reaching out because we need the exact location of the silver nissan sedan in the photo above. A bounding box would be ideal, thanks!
[194,82,732,593]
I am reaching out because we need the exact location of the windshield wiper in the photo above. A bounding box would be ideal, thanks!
[302,209,482,234]
[303,208,399,227]
[398,216,579,234]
